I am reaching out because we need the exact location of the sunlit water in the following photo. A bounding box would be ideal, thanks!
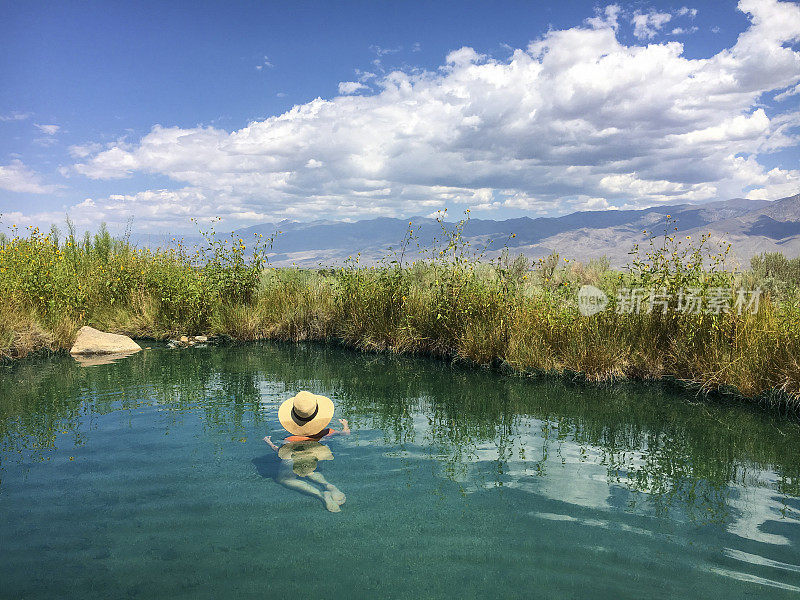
[1,343,799,599]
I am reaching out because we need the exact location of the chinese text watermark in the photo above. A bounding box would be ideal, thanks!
[578,285,761,316]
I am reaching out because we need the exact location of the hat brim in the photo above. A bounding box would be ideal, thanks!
[278,392,335,436]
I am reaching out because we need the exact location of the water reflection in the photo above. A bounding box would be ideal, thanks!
[254,439,345,512]
[1,342,799,544]
[72,350,140,367]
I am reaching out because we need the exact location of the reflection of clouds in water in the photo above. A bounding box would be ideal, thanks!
[379,407,800,593]
[531,511,657,539]
[502,433,613,512]
[404,414,632,512]
[719,547,800,593]
[724,548,800,574]
[379,409,800,551]
[726,473,800,547]
[384,413,615,510]
[707,567,800,594]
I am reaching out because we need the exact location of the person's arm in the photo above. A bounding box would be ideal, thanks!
[326,419,351,436]
[263,435,280,452]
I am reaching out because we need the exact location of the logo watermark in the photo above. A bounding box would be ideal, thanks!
[578,285,609,316]
[577,286,762,315]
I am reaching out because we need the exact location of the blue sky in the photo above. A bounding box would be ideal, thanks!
[1,0,799,233]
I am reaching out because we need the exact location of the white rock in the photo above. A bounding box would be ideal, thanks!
[70,326,142,355]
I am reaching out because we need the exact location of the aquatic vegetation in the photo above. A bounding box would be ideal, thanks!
[1,216,799,409]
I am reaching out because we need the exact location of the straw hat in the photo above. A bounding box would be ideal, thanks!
[278,391,335,437]
[278,440,334,476]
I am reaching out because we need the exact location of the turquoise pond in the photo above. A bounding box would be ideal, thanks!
[1,343,800,599]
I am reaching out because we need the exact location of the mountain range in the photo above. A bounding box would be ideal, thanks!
[137,193,800,268]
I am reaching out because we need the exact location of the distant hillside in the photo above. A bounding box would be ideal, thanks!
[134,194,800,268]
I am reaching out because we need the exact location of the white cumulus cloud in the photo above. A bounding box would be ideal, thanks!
[0,160,58,194]
[255,56,273,71]
[775,82,800,101]
[65,0,800,230]
[34,123,60,135]
[632,11,673,40]
[338,81,368,95]
[0,112,31,122]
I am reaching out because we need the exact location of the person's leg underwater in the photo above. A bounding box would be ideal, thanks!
[306,471,346,505]
[277,470,341,512]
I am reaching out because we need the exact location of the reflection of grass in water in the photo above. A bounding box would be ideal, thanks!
[2,342,800,524]
[0,348,269,465]
[332,349,800,523]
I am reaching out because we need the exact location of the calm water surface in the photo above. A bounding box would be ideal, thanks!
[1,344,799,599]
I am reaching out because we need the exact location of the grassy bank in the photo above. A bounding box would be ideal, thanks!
[1,219,799,408]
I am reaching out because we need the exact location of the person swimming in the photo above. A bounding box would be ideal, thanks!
[261,391,350,512]
[275,390,350,440]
